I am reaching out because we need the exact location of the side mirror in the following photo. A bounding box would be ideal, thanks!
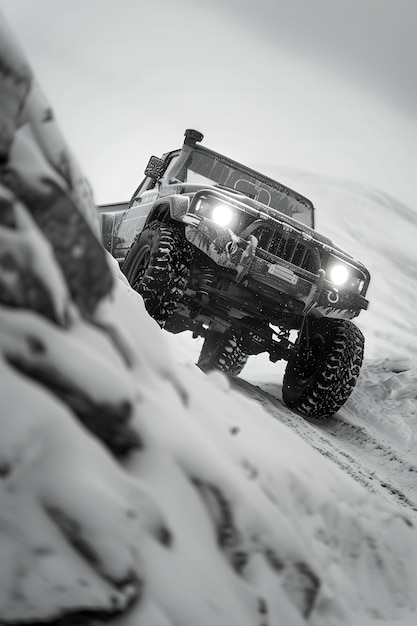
[144,156,167,180]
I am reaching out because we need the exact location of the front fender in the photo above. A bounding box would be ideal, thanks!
[168,195,191,220]
[145,194,190,227]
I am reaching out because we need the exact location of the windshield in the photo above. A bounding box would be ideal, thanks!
[171,147,314,227]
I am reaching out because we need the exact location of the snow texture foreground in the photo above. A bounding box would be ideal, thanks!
[1,9,417,626]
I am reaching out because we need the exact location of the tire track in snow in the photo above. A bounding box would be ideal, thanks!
[231,376,417,523]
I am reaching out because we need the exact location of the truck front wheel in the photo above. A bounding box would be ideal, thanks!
[123,222,192,327]
[282,318,364,420]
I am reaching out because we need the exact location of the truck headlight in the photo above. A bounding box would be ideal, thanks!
[329,264,350,285]
[211,204,235,227]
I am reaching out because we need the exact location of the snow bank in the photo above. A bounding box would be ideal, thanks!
[348,358,417,450]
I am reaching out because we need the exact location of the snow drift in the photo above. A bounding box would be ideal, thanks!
[1,9,417,626]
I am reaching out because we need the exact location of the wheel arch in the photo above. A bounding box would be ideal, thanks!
[144,202,171,227]
[123,202,176,276]
[144,195,191,228]
[123,196,191,277]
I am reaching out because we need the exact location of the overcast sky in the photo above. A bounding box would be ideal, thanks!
[2,0,416,208]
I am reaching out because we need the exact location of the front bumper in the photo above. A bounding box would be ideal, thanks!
[183,214,368,320]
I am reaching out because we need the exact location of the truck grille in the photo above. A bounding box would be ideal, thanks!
[253,226,320,273]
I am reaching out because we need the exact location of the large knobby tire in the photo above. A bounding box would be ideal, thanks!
[123,222,192,327]
[197,331,249,376]
[282,317,364,420]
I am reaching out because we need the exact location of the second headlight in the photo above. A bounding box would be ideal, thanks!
[329,263,350,285]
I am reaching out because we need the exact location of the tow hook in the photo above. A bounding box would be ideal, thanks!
[328,289,339,303]
[225,239,238,256]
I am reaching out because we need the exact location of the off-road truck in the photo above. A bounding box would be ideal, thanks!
[101,129,370,420]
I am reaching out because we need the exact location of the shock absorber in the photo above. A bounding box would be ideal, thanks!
[197,264,215,295]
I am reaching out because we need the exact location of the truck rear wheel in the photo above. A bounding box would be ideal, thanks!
[123,222,192,327]
[282,318,364,420]
[197,331,249,376]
